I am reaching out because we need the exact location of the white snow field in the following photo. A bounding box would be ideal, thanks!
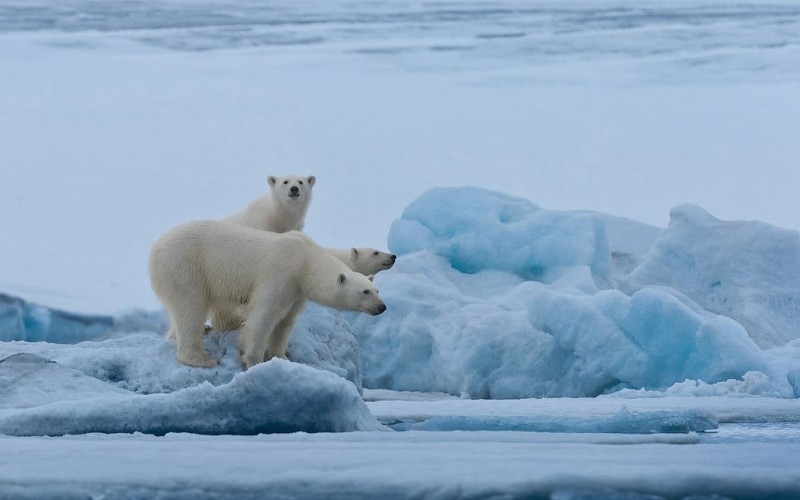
[2,0,800,498]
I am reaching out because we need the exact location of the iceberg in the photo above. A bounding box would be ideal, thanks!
[352,187,800,398]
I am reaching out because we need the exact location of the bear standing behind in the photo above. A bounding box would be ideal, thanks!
[222,174,315,233]
[149,220,386,369]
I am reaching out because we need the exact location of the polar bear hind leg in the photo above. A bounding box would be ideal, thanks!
[167,296,217,368]
[211,305,244,332]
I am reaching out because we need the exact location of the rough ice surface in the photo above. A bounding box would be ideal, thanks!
[0,353,131,409]
[0,357,383,436]
[389,187,612,292]
[353,187,800,399]
[625,203,800,349]
[0,302,362,393]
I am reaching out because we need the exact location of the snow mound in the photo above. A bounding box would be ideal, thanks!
[390,407,718,434]
[0,300,363,393]
[625,203,800,349]
[0,353,131,409]
[0,332,243,394]
[353,188,800,399]
[0,359,385,436]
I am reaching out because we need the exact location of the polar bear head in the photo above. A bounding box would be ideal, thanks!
[268,174,316,205]
[336,272,386,316]
[347,248,397,276]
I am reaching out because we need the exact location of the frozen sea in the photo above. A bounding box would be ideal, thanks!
[1,1,800,498]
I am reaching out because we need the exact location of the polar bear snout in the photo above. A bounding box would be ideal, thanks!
[289,185,300,197]
[370,302,387,316]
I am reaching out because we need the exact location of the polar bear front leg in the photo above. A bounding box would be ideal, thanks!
[264,299,307,362]
[239,293,290,369]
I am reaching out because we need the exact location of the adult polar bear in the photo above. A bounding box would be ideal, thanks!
[149,221,386,368]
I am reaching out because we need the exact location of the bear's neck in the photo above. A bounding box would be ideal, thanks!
[270,194,311,227]
[299,248,349,309]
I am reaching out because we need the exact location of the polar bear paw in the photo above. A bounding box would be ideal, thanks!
[178,351,218,368]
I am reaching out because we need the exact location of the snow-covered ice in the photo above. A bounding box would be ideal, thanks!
[0,302,363,393]
[0,355,382,436]
[625,203,800,349]
[2,0,800,497]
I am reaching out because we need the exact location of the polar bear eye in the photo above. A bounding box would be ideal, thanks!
[373,251,379,256]
[283,180,289,185]
[299,180,304,185]
[362,290,370,295]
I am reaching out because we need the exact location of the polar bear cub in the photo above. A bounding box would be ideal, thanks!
[328,248,396,276]
[223,174,315,233]
[149,220,385,369]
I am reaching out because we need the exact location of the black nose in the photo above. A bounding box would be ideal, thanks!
[290,186,299,194]
[378,303,386,313]
[390,255,397,262]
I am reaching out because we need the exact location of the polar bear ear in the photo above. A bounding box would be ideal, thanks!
[350,248,359,260]
[367,274,374,282]
[307,175,316,187]
[338,273,346,285]
[268,176,278,187]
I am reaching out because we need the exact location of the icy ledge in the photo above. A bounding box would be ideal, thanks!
[0,356,385,436]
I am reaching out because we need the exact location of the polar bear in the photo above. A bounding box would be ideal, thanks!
[208,247,395,333]
[149,221,386,369]
[327,248,396,276]
[223,174,315,233]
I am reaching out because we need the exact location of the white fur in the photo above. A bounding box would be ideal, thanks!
[149,221,385,369]
[222,174,315,233]
[327,247,396,276]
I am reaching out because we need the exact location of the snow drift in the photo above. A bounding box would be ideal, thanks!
[0,355,384,436]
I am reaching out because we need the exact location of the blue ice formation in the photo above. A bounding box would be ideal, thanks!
[352,187,800,398]
[0,292,114,343]
[389,187,612,291]
[624,203,800,349]
[0,357,384,436]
